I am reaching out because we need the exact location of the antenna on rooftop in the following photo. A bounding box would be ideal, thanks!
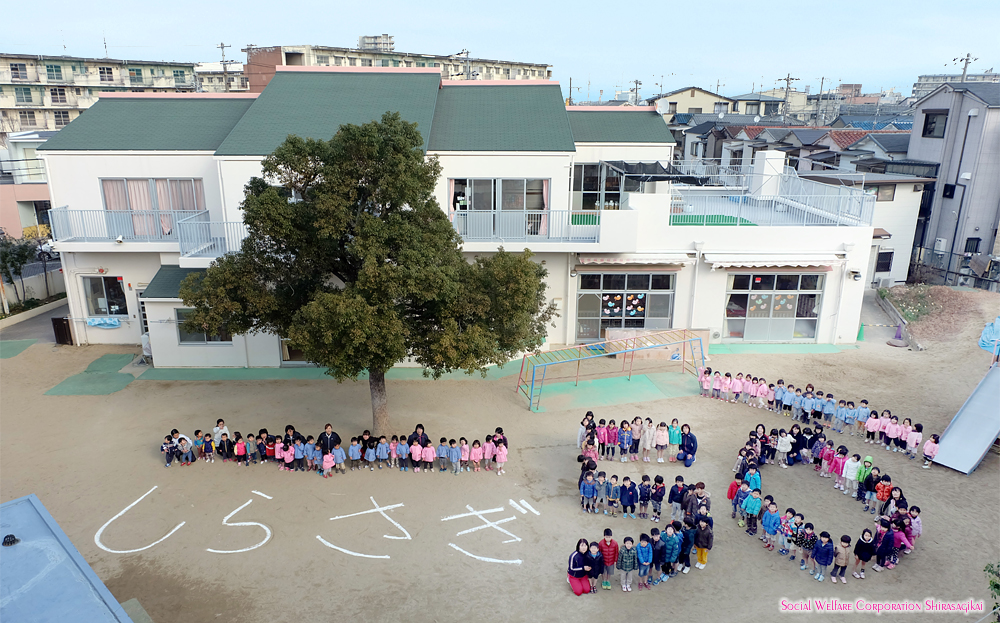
[217,42,241,92]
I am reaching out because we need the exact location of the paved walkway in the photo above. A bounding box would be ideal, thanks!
[0,302,68,343]
[859,289,899,344]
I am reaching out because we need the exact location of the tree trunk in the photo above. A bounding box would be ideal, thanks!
[369,368,391,437]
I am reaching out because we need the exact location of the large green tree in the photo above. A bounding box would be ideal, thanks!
[181,112,554,434]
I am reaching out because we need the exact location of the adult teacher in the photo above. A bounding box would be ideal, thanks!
[406,424,429,448]
[677,424,698,467]
[567,538,591,596]
[318,423,341,454]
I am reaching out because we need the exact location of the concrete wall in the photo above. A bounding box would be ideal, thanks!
[2,269,65,305]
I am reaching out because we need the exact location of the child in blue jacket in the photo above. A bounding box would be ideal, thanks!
[348,438,362,470]
[580,472,598,513]
[436,437,449,472]
[620,477,638,519]
[396,438,410,472]
[811,531,835,581]
[376,436,391,469]
[761,501,781,551]
[638,475,652,520]
[636,534,653,590]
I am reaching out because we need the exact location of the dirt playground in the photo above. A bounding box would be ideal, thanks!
[1,288,998,622]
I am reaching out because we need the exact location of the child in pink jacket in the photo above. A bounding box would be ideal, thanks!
[410,439,423,472]
[483,435,496,471]
[883,416,902,452]
[877,411,892,445]
[905,424,923,460]
[470,440,484,472]
[819,442,836,477]
[864,412,880,444]
[460,438,471,472]
[322,450,335,478]
[921,435,939,469]
[389,436,399,469]
[831,448,848,490]
[420,442,436,473]
[596,421,609,460]
[698,367,712,397]
[495,440,508,475]
[274,440,285,469]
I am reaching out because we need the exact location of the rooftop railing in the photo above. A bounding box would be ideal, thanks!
[452,210,600,243]
[50,208,200,242]
[177,212,248,257]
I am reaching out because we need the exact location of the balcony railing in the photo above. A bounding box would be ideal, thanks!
[50,208,201,242]
[452,210,600,243]
[671,193,874,227]
[669,161,750,189]
[178,212,248,257]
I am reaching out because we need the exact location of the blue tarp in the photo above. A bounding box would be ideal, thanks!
[87,317,121,329]
[979,317,1000,355]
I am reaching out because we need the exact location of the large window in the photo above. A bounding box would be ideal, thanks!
[100,178,206,212]
[18,111,36,127]
[50,87,67,103]
[14,87,32,103]
[9,63,27,79]
[46,64,63,81]
[450,178,548,211]
[577,272,675,341]
[172,69,186,84]
[128,68,143,84]
[99,66,114,82]
[725,273,823,341]
[84,276,128,316]
[176,309,231,344]
[54,111,70,127]
[922,112,947,138]
[875,252,894,273]
[572,163,641,211]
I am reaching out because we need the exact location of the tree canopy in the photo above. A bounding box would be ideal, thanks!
[181,112,554,433]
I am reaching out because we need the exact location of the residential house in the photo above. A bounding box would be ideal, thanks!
[647,87,735,116]
[905,82,1000,286]
[730,93,782,117]
[40,67,876,369]
[0,130,54,236]
[1,53,196,133]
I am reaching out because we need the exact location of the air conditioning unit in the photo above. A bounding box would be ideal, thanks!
[933,237,948,253]
[879,278,893,288]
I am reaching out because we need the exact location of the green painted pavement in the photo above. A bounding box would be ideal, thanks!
[708,343,858,355]
[45,354,137,396]
[533,373,695,412]
[0,339,37,359]
[137,362,521,382]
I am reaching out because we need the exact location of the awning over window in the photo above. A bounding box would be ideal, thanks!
[703,253,841,270]
[873,228,892,239]
[578,253,695,266]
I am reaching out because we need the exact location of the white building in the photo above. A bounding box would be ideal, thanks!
[40,67,878,368]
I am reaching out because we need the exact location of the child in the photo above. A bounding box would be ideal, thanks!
[495,440,508,475]
[732,373,744,404]
[616,537,638,592]
[595,472,609,515]
[872,519,895,572]
[661,524,681,579]
[638,475,652,520]
[586,541,605,594]
[282,441,295,472]
[583,440,599,464]
[293,438,307,472]
[459,437,470,472]
[908,506,923,549]
[469,440,482,472]
[831,535,852,584]
[874,474,893,515]
[649,529,666,585]
[299,436,312,471]
[786,513,805,560]
[864,411,880,444]
[332,442,347,474]
[447,439,462,474]
[273,437,285,468]
[905,424,923,460]
[822,394,837,423]
[376,436,390,469]
[408,438,422,472]
[711,371,723,399]
[321,449,335,478]
[693,517,713,569]
[257,435,267,465]
[819,441,835,477]
[245,434,258,466]
[636,534,653,590]
[922,434,939,469]
[193,430,204,460]
[856,400,870,436]
[800,391,814,423]
[781,384,795,415]
[732,448,749,475]
[776,429,792,468]
[698,366,712,397]
[721,372,732,403]
[777,507,795,556]
[741,489,762,536]
[744,463,761,491]
[792,388,805,422]
[580,472,598,513]
[862,466,881,513]
[160,435,176,467]
[831,446,848,490]
[483,435,496,471]
[877,410,892,445]
[667,419,681,463]
[177,438,194,465]
[842,453,862,497]
[218,433,234,463]
[629,418,642,462]
[606,420,619,462]
[811,391,825,423]
[654,422,669,463]
[436,437,449,472]
[620,477,637,519]
[795,523,818,571]
[811,531,834,581]
[651,475,666,523]
[421,441,436,473]
[599,529,619,590]
[761,502,781,551]
[732,481,750,524]
[852,528,875,579]
[608,476,620,517]
[844,401,858,435]
[396,435,409,471]
[595,419,608,460]
[668,476,685,522]
[618,422,632,463]
[898,418,913,453]
[348,437,362,470]
[884,416,902,452]
[832,400,847,433]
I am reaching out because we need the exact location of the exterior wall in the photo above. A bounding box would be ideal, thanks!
[144,300,281,367]
[653,90,733,115]
[429,151,573,213]
[216,158,264,218]
[870,183,924,284]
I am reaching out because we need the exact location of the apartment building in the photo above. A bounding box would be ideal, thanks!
[39,67,875,368]
[243,44,551,92]
[912,71,999,100]
[647,87,735,116]
[194,63,248,93]
[1,53,196,134]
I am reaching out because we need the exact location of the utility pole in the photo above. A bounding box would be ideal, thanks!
[777,73,799,121]
[954,53,978,82]
[217,42,237,92]
[816,76,826,126]
[567,77,580,105]
[631,79,642,105]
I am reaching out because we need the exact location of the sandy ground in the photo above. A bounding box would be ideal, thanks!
[1,290,998,623]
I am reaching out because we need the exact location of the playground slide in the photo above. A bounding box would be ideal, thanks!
[932,364,1000,474]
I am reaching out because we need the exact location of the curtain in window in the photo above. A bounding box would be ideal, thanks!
[102,180,129,211]
[193,179,205,211]
[127,179,155,236]
[448,179,455,218]
[540,180,549,235]
[170,180,197,211]
[155,179,174,234]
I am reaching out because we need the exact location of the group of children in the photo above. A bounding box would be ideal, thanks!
[727,423,924,582]
[159,420,511,477]
[577,413,686,464]
[699,367,941,469]
[568,522,714,595]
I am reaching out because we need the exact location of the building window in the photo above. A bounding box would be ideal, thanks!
[965,237,981,253]
[714,102,728,113]
[50,87,67,103]
[316,54,330,66]
[867,184,895,202]
[54,111,70,127]
[572,163,642,210]
[14,87,32,103]
[361,58,373,67]
[725,273,823,341]
[176,309,231,343]
[333,56,344,66]
[381,59,391,67]
[18,110,36,127]
[84,276,128,316]
[450,178,548,212]
[10,63,27,79]
[875,252,894,273]
[128,68,143,83]
[101,178,206,213]
[668,102,677,114]
[172,69,186,84]
[348,58,357,67]
[99,66,113,81]
[577,272,675,341]
[745,103,760,116]
[922,112,947,138]
[687,107,702,114]
[46,64,63,81]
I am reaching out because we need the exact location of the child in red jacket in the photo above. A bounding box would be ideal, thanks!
[598,528,619,590]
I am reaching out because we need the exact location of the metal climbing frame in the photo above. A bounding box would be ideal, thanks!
[515,329,706,411]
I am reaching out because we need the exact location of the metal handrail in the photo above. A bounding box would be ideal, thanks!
[49,208,201,242]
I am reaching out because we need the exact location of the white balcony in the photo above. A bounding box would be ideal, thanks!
[50,208,200,245]
[177,212,248,261]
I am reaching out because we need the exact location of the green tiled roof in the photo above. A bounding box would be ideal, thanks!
[39,98,255,151]
[141,266,204,299]
[568,111,674,143]
[428,85,576,152]
[215,72,442,156]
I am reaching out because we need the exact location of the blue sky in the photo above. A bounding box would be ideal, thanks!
[6,0,996,101]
